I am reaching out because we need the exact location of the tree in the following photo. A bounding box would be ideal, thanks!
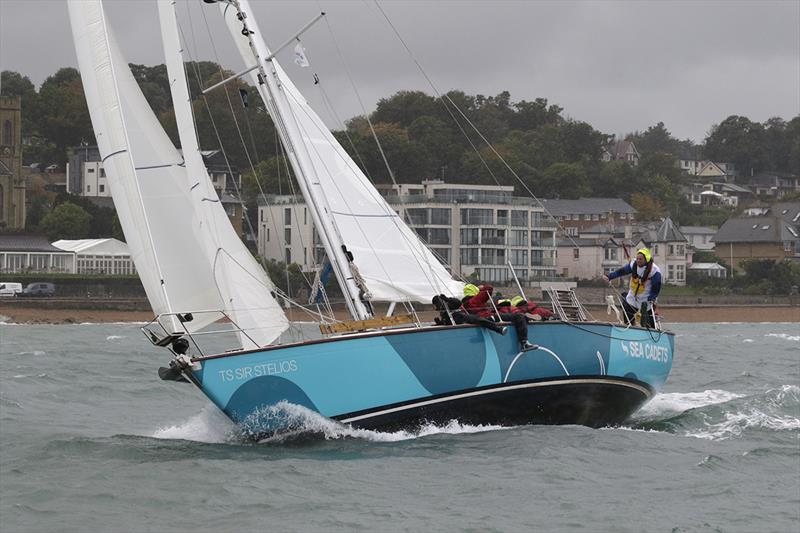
[38,202,92,240]
[703,115,768,176]
[37,68,94,159]
[540,162,589,199]
[372,90,439,127]
[0,70,39,135]
[629,193,665,221]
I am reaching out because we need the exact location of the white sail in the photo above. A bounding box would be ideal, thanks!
[69,0,289,346]
[157,0,289,347]
[218,1,464,310]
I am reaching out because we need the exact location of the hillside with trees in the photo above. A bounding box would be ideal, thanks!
[2,66,798,235]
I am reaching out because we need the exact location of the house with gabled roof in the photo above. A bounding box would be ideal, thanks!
[540,197,636,236]
[557,236,628,280]
[632,217,690,285]
[713,204,800,271]
[601,139,640,166]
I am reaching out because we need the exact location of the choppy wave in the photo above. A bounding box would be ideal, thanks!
[634,386,800,440]
[151,401,507,445]
[765,333,800,342]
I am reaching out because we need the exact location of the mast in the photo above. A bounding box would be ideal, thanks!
[219,0,372,320]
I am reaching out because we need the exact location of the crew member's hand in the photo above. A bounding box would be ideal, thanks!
[602,275,610,283]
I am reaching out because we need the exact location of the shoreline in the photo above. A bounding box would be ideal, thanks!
[1,302,798,324]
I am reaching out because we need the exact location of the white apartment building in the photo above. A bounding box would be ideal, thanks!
[257,181,559,285]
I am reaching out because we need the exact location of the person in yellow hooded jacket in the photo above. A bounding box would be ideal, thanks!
[602,248,661,328]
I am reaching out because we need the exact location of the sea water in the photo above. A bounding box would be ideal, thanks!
[0,322,797,532]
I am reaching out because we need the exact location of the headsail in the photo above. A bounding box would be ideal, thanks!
[216,0,464,316]
[69,0,289,347]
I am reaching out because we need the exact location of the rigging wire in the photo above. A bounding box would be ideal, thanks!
[371,0,584,256]
[317,11,461,299]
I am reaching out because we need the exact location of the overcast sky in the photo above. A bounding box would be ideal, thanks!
[1,0,798,143]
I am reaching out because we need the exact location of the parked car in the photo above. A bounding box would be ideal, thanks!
[21,282,56,297]
[0,282,23,297]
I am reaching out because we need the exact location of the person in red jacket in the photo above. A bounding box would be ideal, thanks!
[510,295,554,321]
[462,284,536,351]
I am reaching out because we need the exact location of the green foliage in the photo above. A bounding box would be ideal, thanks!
[37,68,94,158]
[38,202,92,240]
[262,258,312,300]
[733,259,800,295]
[704,115,768,175]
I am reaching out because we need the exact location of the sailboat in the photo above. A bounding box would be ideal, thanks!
[69,0,674,437]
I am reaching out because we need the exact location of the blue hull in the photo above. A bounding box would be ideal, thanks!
[186,322,674,435]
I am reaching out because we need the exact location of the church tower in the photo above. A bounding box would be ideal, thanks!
[0,95,26,230]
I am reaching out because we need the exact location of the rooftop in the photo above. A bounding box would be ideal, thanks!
[540,198,636,216]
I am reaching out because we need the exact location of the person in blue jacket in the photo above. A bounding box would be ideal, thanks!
[602,248,661,328]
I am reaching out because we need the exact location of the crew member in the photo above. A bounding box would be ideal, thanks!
[602,248,661,328]
[463,284,536,351]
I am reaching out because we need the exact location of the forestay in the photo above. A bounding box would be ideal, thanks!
[217,1,464,305]
[157,0,289,347]
[69,0,289,347]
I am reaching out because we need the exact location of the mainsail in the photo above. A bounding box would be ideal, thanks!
[217,0,464,317]
[69,0,289,347]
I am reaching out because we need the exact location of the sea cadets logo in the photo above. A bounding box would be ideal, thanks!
[620,340,669,363]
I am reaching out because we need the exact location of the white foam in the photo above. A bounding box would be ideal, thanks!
[686,410,800,441]
[639,389,743,418]
[17,350,46,356]
[106,335,126,340]
[152,405,235,443]
[765,333,800,342]
[742,339,754,343]
[253,402,508,443]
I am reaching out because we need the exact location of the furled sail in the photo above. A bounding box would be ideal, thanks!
[217,1,464,308]
[69,0,289,347]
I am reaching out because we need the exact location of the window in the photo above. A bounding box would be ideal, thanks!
[266,228,270,242]
[573,248,580,260]
[460,228,480,245]
[87,168,95,173]
[99,184,105,193]
[510,249,528,266]
[260,210,264,223]
[676,264,685,281]
[509,230,528,246]
[565,226,578,237]
[604,247,618,261]
[86,184,91,192]
[304,208,307,225]
[285,248,291,264]
[511,210,527,227]
[460,208,493,225]
[284,208,292,225]
[460,248,479,265]
[284,228,292,245]
[496,210,509,225]
[432,248,450,265]
[428,228,450,245]
[653,244,659,255]
[430,208,450,225]
[225,204,235,216]
[481,229,505,245]
[480,248,505,265]
[100,168,106,177]
[667,264,674,280]
[406,208,427,225]
[2,120,12,146]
